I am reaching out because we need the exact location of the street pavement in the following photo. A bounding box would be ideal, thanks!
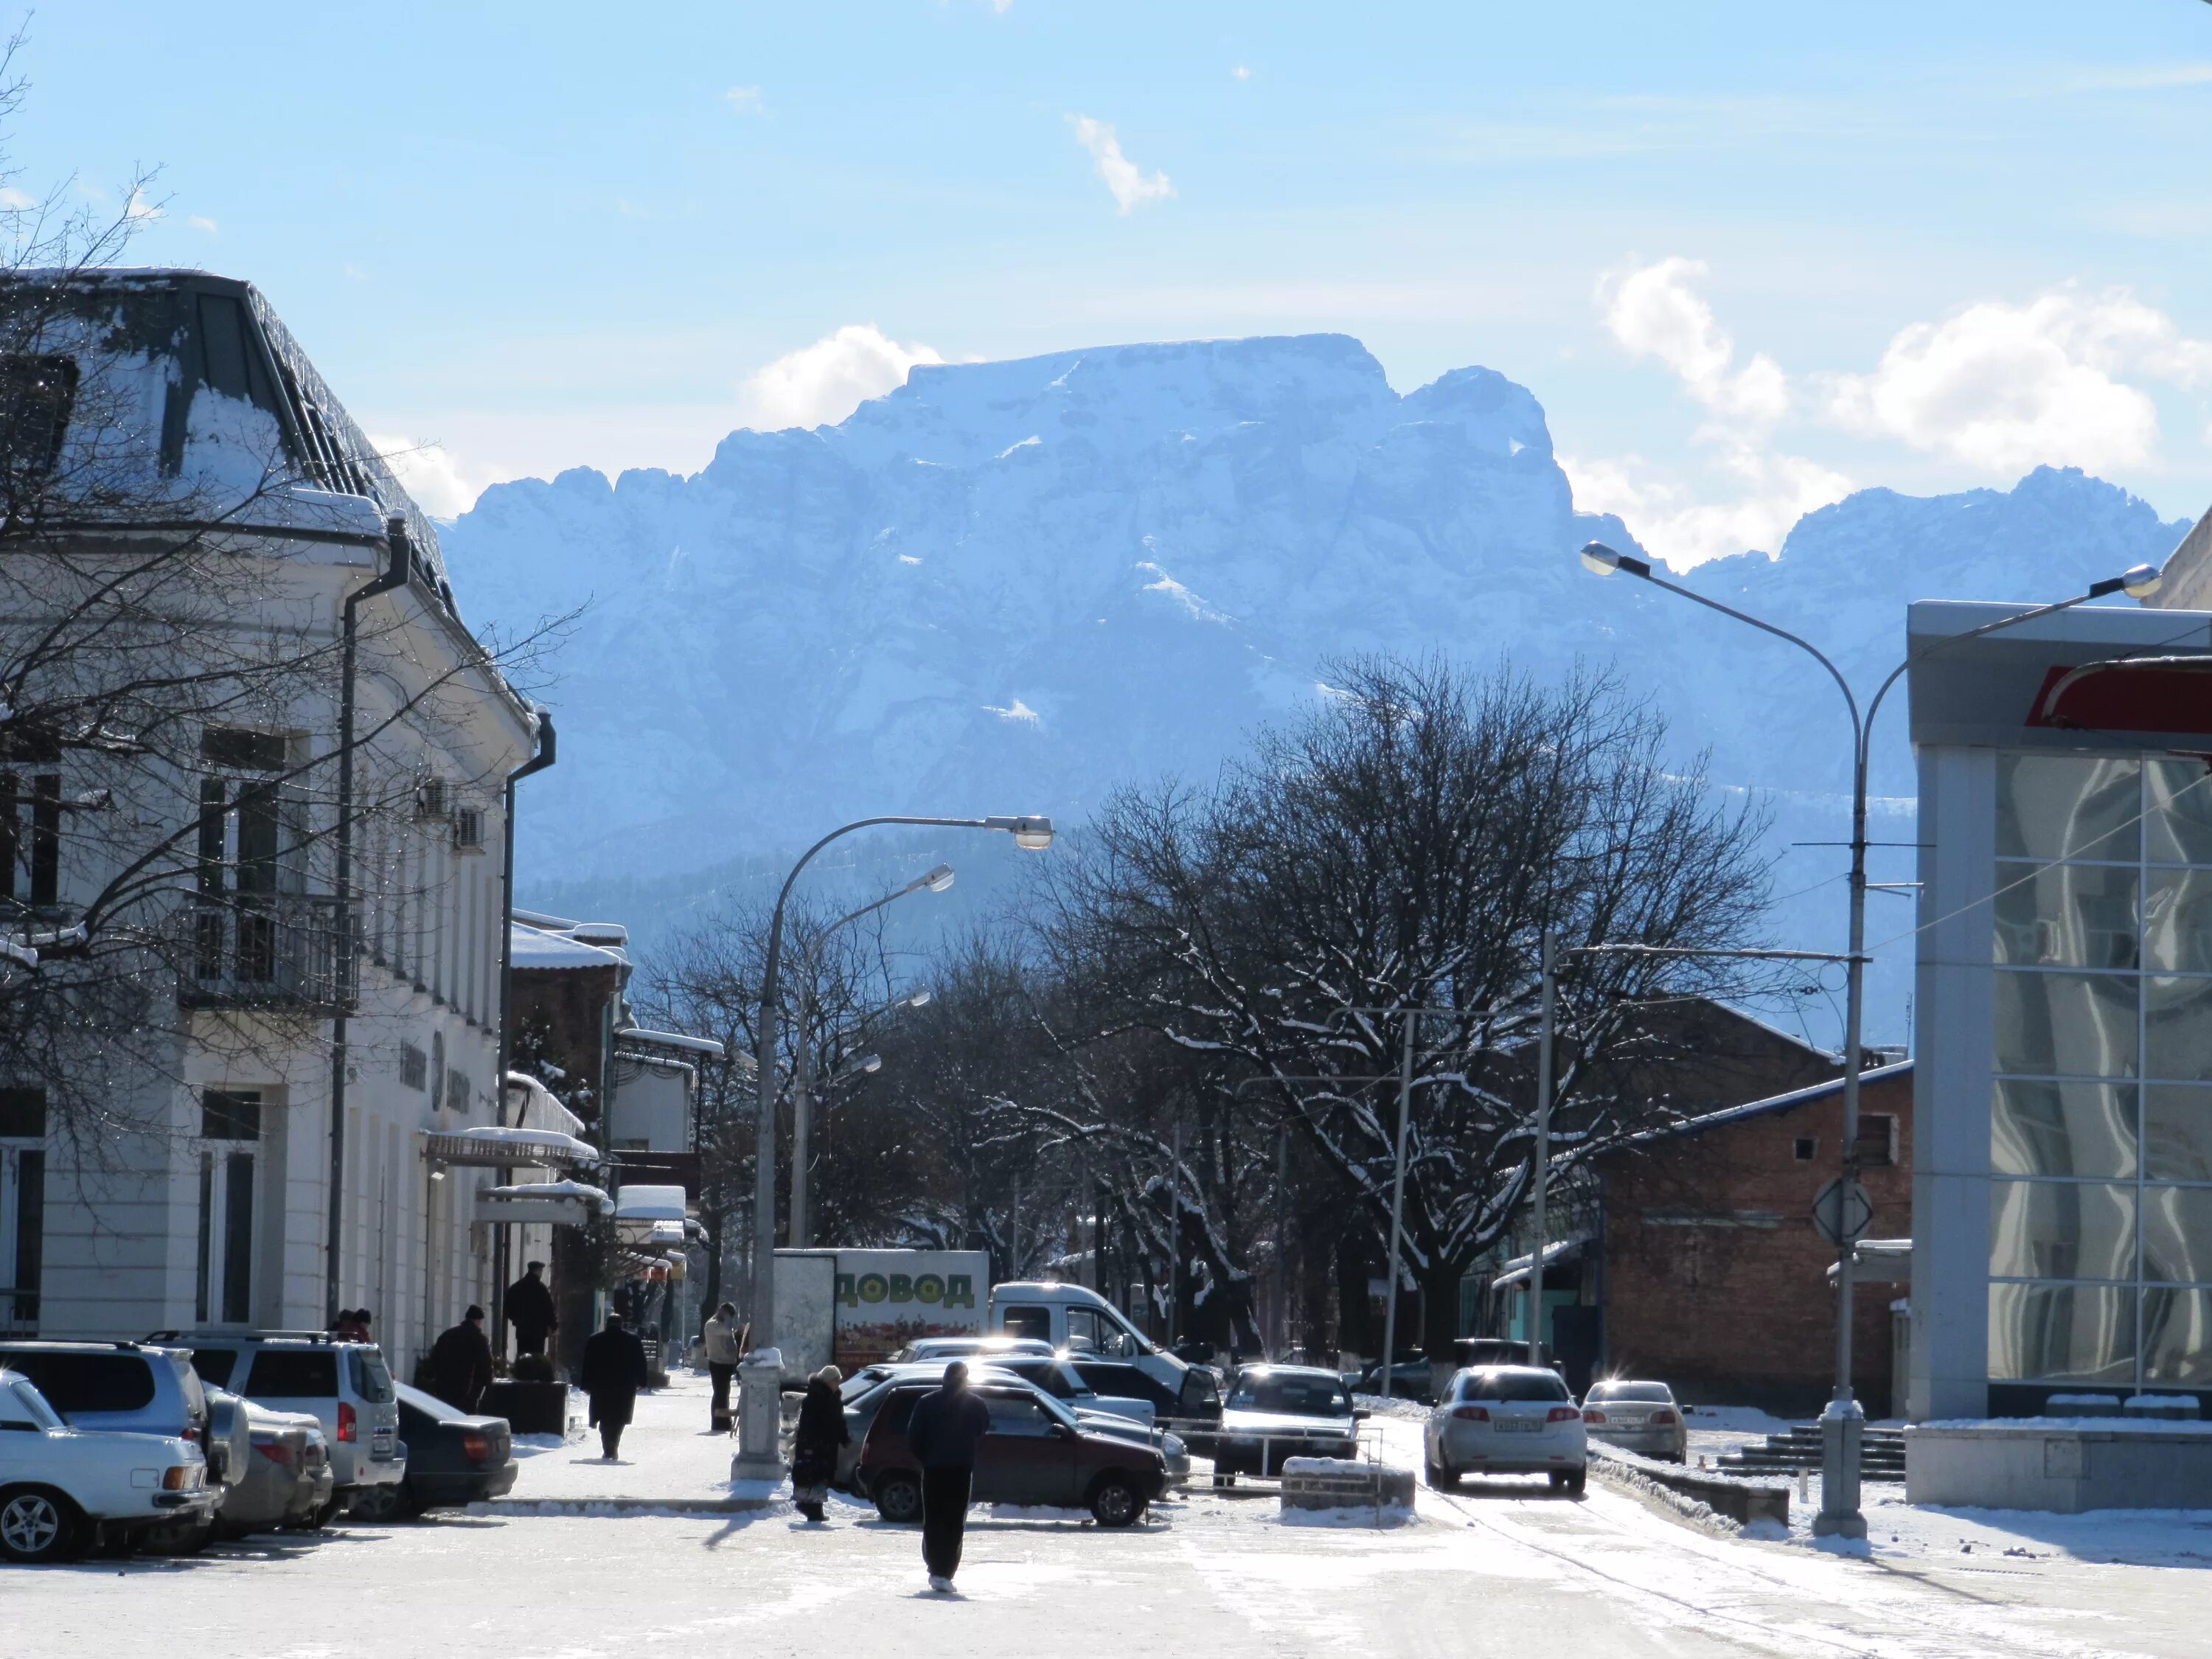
[4,1373,2208,1658]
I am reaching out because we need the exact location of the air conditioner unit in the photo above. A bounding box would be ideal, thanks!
[414,778,451,821]
[453,806,485,852]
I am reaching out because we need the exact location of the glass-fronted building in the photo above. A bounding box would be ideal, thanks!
[1911,599,2212,1419]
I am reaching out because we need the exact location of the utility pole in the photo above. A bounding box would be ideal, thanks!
[1530,929,1557,1368]
[1377,1009,1418,1397]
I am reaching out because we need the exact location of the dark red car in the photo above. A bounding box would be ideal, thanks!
[859,1382,1165,1528]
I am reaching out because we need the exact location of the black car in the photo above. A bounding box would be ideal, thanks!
[353,1382,516,1518]
[1068,1357,1224,1449]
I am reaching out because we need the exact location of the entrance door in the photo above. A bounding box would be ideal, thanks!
[0,1087,44,1336]
[195,1090,260,1326]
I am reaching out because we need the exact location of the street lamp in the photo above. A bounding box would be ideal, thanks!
[735,813,1052,1480]
[1576,540,2159,1539]
[788,865,955,1251]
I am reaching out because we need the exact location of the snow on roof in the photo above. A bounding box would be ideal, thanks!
[613,1183,689,1220]
[509,919,627,971]
[503,1071,588,1139]
[512,907,580,930]
[445,1124,599,1164]
[481,1179,613,1211]
[1613,1060,1916,1150]
[616,1026,726,1059]
[1492,1238,1584,1287]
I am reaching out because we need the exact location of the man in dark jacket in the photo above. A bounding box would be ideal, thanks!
[578,1311,650,1459]
[426,1306,495,1413]
[505,1262,557,1359]
[905,1361,992,1590]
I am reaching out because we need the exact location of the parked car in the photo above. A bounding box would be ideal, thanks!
[351,1383,515,1519]
[1453,1338,1558,1371]
[0,1340,210,1444]
[1579,1380,1686,1463]
[210,1400,332,1539]
[1425,1366,1587,1494]
[1352,1354,1437,1402]
[140,1384,255,1554]
[837,1360,1178,1488]
[859,1379,1164,1528]
[1066,1356,1223,1448]
[0,1369,218,1562]
[1211,1365,1363,1482]
[889,1335,1054,1364]
[156,1332,403,1516]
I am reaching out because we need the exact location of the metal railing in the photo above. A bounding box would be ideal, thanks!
[1,1285,36,1336]
[181,894,355,1013]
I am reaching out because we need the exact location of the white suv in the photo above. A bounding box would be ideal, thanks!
[157,1332,403,1512]
[0,1370,217,1562]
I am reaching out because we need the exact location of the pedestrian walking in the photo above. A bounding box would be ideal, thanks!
[701,1302,742,1433]
[330,1308,369,1343]
[505,1260,558,1359]
[579,1311,650,1460]
[426,1305,495,1412]
[905,1360,992,1592]
[791,1364,848,1523]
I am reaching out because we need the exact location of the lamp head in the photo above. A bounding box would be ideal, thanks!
[1578,541,1652,580]
[987,814,1055,850]
[2123,563,2163,599]
[922,863,956,893]
[856,1053,883,1075]
[905,988,933,1009]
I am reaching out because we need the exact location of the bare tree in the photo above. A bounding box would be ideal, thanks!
[1038,655,1771,1356]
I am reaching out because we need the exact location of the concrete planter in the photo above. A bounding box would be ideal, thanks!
[1905,1420,2212,1512]
[1279,1457,1415,1513]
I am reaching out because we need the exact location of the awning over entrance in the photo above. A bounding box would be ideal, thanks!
[423,1125,600,1169]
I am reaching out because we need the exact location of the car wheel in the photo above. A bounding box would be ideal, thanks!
[872,1470,923,1525]
[350,1485,405,1523]
[1089,1475,1142,1528]
[1425,1455,1459,1492]
[1564,1468,1587,1497]
[0,1486,80,1563]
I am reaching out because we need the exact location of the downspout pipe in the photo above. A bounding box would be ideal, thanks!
[491,707,554,1353]
[324,519,411,1324]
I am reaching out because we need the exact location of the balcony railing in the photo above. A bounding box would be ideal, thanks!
[181,894,355,1013]
[1,1286,35,1336]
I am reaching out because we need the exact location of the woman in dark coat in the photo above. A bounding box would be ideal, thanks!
[790,1364,849,1523]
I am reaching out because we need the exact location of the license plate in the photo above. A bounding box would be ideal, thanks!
[1495,1419,1541,1433]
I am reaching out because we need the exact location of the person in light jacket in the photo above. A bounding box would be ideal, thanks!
[702,1303,742,1432]
[790,1364,849,1523]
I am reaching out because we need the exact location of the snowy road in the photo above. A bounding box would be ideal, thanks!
[2,1380,2205,1658]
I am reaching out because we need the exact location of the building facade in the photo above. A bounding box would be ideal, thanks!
[0,271,538,1381]
[1910,597,2212,1419]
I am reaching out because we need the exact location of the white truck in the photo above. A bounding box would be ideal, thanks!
[987,1280,1221,1436]
[770,1248,990,1382]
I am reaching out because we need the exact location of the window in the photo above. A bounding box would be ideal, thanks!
[0,772,63,907]
[445,1068,470,1115]
[0,1350,154,1413]
[195,731,297,988]
[1225,1374,1352,1416]
[984,1394,1056,1436]
[194,293,276,411]
[1001,1304,1052,1342]
[188,1348,239,1388]
[0,353,79,476]
[195,1150,254,1324]
[244,1349,338,1397]
[349,1349,394,1403]
[1855,1114,1896,1168]
[201,1090,261,1141]
[1459,1370,1572,1403]
[0,1088,42,1139]
[1793,1137,1818,1162]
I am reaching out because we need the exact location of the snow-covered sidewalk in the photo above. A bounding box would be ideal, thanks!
[498,1368,772,1511]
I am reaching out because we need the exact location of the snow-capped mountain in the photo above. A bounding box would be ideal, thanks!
[440,333,2191,1040]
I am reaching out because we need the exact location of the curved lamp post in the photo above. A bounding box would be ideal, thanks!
[1577,540,2157,1537]
[789,869,952,1248]
[746,816,1051,1359]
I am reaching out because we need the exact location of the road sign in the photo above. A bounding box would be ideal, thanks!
[1812,1177,1875,1248]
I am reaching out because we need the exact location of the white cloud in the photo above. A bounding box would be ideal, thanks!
[368,434,485,521]
[1068,115,1174,214]
[724,86,764,116]
[1823,288,2212,475]
[189,215,218,234]
[123,188,161,223]
[736,324,944,431]
[0,187,32,210]
[1600,257,1787,424]
[1565,445,1850,570]
[1232,64,1253,80]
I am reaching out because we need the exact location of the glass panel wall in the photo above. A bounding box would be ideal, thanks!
[1989,754,2212,1391]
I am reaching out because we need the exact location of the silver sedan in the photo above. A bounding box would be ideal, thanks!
[1424,1366,1587,1493]
[1579,1379,1687,1462]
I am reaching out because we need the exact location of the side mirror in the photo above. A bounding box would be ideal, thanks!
[1053,1422,1077,1440]
[1352,1408,1372,1422]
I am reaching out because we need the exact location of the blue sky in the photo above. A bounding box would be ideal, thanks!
[26,1,2212,560]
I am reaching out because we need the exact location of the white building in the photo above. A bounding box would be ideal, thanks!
[0,271,555,1380]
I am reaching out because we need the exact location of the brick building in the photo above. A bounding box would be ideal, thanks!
[1595,1061,1914,1415]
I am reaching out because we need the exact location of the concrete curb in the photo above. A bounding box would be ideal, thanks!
[472,1495,784,1518]
[1588,1444,1790,1528]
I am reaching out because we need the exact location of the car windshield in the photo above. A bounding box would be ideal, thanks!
[841,1368,892,1403]
[1226,1374,1352,1417]
[1587,1382,1671,1404]
[1461,1370,1571,1403]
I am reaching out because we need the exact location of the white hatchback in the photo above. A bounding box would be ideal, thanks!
[1423,1366,1587,1494]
